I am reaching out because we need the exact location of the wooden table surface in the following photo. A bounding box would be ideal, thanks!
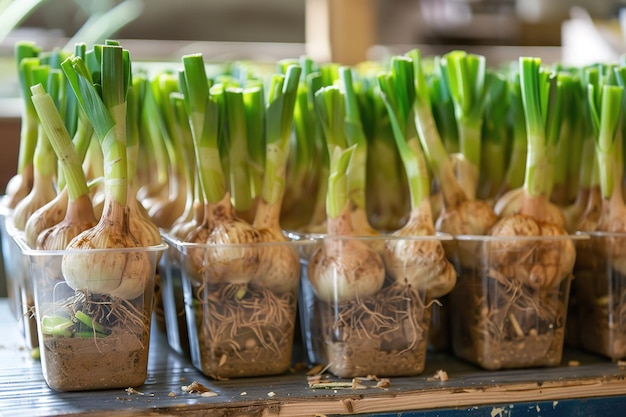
[1,298,626,417]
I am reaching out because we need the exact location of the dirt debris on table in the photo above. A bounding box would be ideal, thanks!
[182,381,218,397]
[427,370,449,382]
[307,371,391,390]
[125,387,154,396]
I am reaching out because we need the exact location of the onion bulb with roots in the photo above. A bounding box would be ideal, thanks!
[306,120,385,303]
[384,201,456,298]
[388,50,498,269]
[248,62,302,294]
[59,44,159,301]
[376,51,458,299]
[583,69,626,275]
[62,199,153,300]
[483,58,579,291]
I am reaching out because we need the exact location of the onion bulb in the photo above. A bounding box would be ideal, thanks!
[62,199,152,299]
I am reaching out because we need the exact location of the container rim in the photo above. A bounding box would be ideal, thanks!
[578,230,626,238]
[160,229,320,250]
[160,229,455,250]
[13,232,169,256]
[285,230,454,242]
[454,231,589,242]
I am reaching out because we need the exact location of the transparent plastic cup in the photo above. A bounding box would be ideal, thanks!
[298,233,453,378]
[574,231,626,360]
[0,206,19,319]
[178,237,304,379]
[17,235,166,391]
[1,210,38,350]
[448,233,585,370]
[158,232,190,357]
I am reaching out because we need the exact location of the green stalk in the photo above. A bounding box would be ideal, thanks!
[499,69,527,195]
[357,69,408,231]
[30,84,89,202]
[181,53,224,204]
[305,72,330,228]
[326,145,356,222]
[149,72,185,188]
[45,69,67,190]
[12,63,58,231]
[243,83,265,200]
[61,44,129,206]
[479,70,509,200]
[440,50,488,199]
[221,85,253,213]
[428,56,459,154]
[170,92,198,227]
[124,75,138,187]
[519,57,563,199]
[315,86,350,219]
[41,48,76,138]
[69,43,94,165]
[320,63,340,87]
[550,72,577,205]
[282,61,317,226]
[340,66,369,215]
[564,76,587,203]
[139,76,169,202]
[377,55,430,211]
[592,68,624,200]
[31,64,56,182]
[259,64,302,207]
[404,50,458,207]
[15,43,40,181]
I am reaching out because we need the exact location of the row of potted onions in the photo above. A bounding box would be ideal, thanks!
[2,38,625,391]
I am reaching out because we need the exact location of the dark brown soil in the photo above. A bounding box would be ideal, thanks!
[313,283,429,378]
[42,326,150,391]
[449,267,570,370]
[575,267,626,360]
[193,282,298,379]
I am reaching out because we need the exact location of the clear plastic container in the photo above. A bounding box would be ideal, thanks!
[298,234,454,378]
[574,231,626,360]
[449,233,584,370]
[179,237,303,379]
[17,235,166,391]
[158,232,190,357]
[0,206,19,319]
[428,296,451,352]
[1,210,38,350]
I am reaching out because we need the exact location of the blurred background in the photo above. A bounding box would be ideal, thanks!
[4,0,626,62]
[1,0,626,295]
